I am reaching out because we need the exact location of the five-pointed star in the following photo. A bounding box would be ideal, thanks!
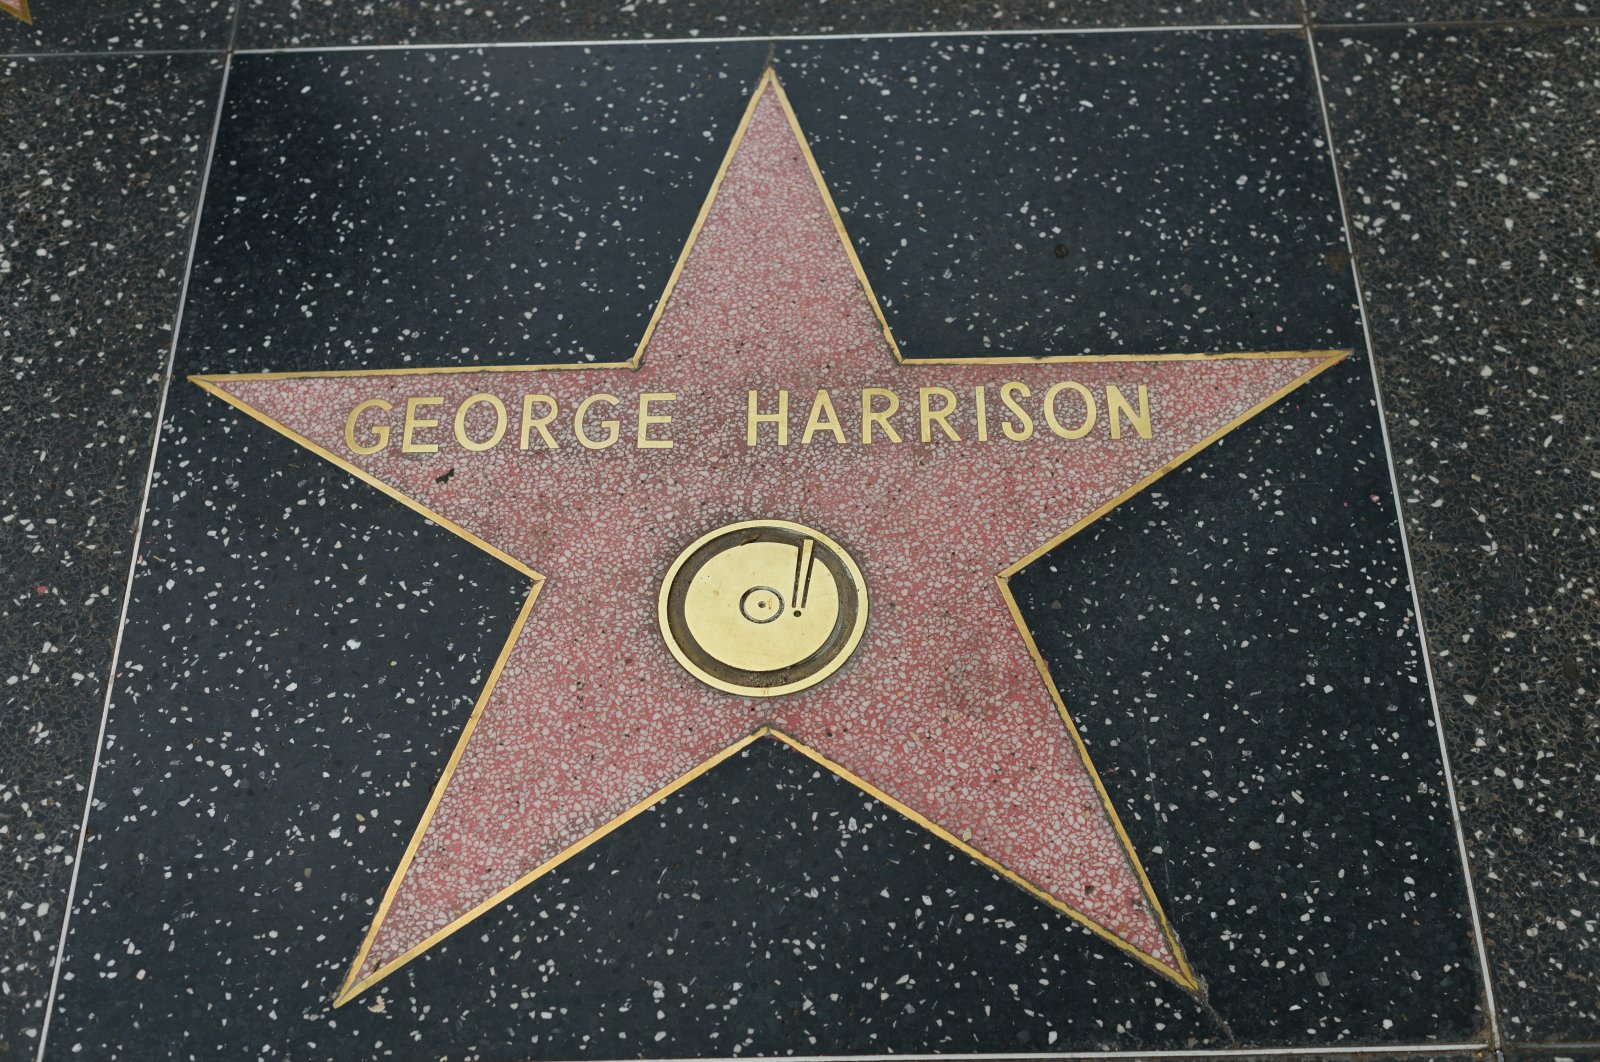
[194,70,1345,1004]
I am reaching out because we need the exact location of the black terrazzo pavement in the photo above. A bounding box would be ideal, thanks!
[5,8,1600,1061]
[0,0,234,53]
[1308,0,1599,24]
[0,53,222,1056]
[1317,25,1600,1047]
[38,34,1487,1057]
[177,35,1358,374]
[231,0,1299,51]
[780,35,1357,357]
[1013,346,1484,1045]
[176,44,770,373]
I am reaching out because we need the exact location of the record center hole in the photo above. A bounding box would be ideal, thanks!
[739,586,784,624]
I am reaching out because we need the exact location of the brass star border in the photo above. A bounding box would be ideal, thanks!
[191,69,1348,1005]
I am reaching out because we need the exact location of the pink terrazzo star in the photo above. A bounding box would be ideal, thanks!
[195,71,1344,1003]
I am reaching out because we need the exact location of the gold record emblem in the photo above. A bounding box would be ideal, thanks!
[659,520,868,697]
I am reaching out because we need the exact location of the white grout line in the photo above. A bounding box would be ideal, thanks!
[228,22,1303,55]
[226,0,247,56]
[32,51,235,1062]
[0,46,223,59]
[1301,21,1504,1057]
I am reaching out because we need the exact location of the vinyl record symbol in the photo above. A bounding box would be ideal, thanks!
[658,520,868,697]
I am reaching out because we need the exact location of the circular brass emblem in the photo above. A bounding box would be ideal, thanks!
[658,520,868,697]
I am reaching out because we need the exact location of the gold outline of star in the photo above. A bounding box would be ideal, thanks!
[192,69,1347,1005]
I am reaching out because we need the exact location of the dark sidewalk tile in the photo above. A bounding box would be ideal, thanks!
[1309,0,1599,24]
[0,0,234,54]
[1316,24,1600,1045]
[780,33,1360,356]
[181,34,1357,375]
[232,0,1299,51]
[1508,1050,1600,1062]
[0,52,222,1052]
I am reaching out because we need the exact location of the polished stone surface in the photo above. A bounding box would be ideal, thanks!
[1309,0,1598,23]
[782,35,1357,357]
[1318,23,1600,1046]
[177,44,768,373]
[3,8,1597,1061]
[232,0,1299,50]
[39,33,1484,1058]
[0,0,233,53]
[178,34,1360,373]
[0,52,222,1056]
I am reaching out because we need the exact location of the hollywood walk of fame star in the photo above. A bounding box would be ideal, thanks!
[191,69,1345,1005]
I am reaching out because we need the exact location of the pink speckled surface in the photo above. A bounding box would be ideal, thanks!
[207,84,1338,991]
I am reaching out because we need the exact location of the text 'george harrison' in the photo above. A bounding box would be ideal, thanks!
[343,382,1156,455]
